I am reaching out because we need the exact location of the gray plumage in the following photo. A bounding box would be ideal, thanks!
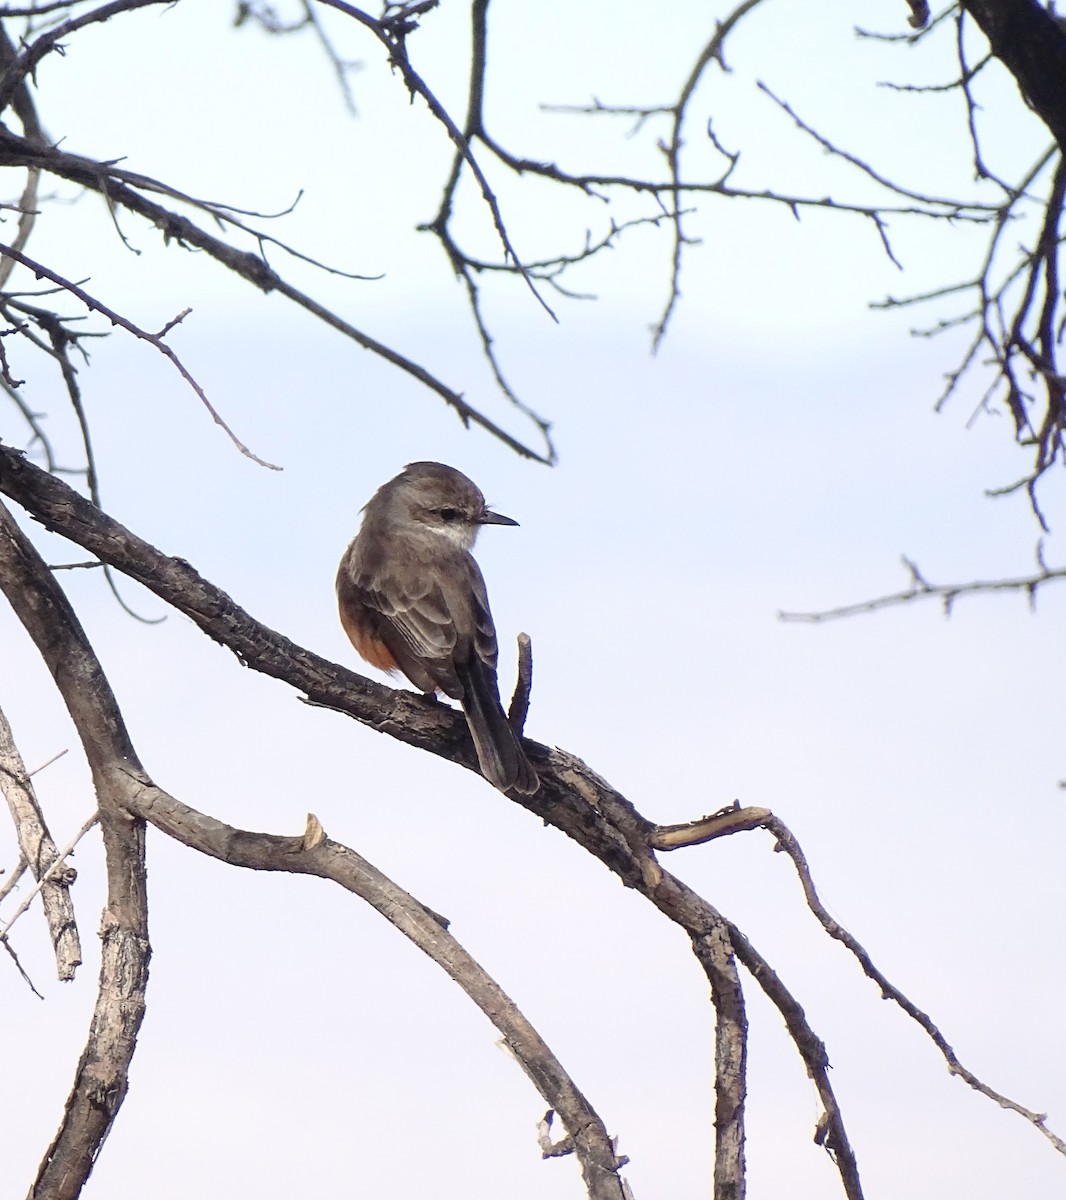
[337,462,538,795]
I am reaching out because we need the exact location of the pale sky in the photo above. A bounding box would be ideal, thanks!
[4,3,1066,1198]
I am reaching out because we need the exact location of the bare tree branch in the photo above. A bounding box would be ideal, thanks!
[654,0,769,348]
[777,547,1066,623]
[0,703,82,979]
[653,803,1066,1159]
[0,0,172,115]
[147,799,631,1200]
[960,0,1066,153]
[0,125,555,464]
[0,501,149,1200]
[0,485,628,1200]
[695,921,747,1199]
[0,809,97,948]
[0,240,280,470]
[0,443,869,1200]
[0,853,25,903]
[506,631,533,734]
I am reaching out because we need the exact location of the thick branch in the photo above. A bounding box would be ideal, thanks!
[960,1,1066,153]
[0,488,625,1200]
[693,922,747,1200]
[0,444,865,1199]
[0,501,149,1200]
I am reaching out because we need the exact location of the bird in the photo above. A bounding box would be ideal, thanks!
[336,461,539,795]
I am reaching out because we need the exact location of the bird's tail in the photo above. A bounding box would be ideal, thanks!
[456,660,539,795]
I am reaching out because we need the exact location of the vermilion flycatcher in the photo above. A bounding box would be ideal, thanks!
[336,461,539,795]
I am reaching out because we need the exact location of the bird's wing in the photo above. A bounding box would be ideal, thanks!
[348,550,498,695]
[358,569,463,696]
[470,573,499,672]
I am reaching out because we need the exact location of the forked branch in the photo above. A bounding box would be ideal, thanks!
[777,548,1066,623]
[0,443,872,1200]
[0,502,149,1200]
[0,704,82,980]
[653,802,1066,1158]
[0,490,626,1200]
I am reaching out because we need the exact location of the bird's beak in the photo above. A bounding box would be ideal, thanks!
[480,508,519,527]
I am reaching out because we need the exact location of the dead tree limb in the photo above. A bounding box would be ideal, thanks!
[0,704,82,979]
[5,436,1061,1191]
[0,501,149,1200]
[0,442,869,1199]
[653,802,1066,1159]
[778,548,1066,623]
[0,489,627,1200]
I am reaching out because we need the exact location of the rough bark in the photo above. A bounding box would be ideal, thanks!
[962,0,1066,152]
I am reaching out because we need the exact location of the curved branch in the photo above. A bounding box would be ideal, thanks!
[0,488,626,1200]
[0,500,149,1200]
[0,0,171,116]
[0,126,554,463]
[0,444,866,1199]
[142,799,629,1200]
[763,808,1066,1157]
[654,803,1066,1159]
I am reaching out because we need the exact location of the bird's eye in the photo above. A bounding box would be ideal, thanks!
[438,507,461,522]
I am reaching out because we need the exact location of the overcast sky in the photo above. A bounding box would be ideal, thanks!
[4,3,1066,1198]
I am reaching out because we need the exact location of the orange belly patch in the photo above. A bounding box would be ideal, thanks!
[339,605,400,674]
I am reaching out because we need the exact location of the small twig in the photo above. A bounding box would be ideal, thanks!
[2,929,42,997]
[18,296,169,622]
[757,79,996,213]
[29,747,68,776]
[320,0,557,322]
[778,548,1066,623]
[650,801,770,849]
[0,166,40,291]
[0,240,281,470]
[654,0,769,350]
[0,854,26,904]
[0,0,172,114]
